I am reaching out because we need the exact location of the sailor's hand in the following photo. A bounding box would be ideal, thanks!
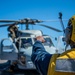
[36,36,45,43]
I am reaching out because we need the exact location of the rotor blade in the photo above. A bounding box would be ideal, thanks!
[0,23,16,27]
[43,19,68,22]
[36,24,62,32]
[0,20,19,23]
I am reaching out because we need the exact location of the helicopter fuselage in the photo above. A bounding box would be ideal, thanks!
[0,30,57,70]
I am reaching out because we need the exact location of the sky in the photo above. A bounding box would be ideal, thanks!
[0,0,75,47]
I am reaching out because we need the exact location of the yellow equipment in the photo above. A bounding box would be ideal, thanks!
[68,15,75,42]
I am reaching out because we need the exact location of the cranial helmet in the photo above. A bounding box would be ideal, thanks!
[65,15,75,44]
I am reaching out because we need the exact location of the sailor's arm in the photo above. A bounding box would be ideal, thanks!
[31,36,52,75]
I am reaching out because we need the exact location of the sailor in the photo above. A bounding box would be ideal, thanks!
[7,25,19,41]
[31,15,75,75]
[7,25,20,49]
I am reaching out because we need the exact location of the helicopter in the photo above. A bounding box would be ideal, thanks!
[0,16,65,74]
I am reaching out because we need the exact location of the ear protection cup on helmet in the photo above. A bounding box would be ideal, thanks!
[70,16,75,42]
[68,15,75,42]
[64,25,72,44]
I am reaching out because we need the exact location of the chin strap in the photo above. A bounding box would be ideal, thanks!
[65,44,69,51]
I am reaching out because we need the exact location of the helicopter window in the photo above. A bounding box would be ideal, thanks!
[33,37,54,47]
[19,32,31,37]
[21,38,32,48]
[43,38,54,46]
[2,40,14,52]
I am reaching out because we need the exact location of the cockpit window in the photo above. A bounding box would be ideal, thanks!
[33,37,54,47]
[43,38,54,46]
[19,32,31,37]
[21,38,32,48]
